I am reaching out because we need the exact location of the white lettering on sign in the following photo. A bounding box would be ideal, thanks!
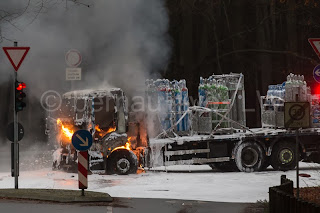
[66,68,81,81]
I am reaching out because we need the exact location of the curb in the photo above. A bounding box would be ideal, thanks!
[0,189,112,203]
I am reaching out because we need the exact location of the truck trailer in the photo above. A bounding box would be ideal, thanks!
[48,73,320,174]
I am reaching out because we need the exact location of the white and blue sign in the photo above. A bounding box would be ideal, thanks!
[72,130,93,151]
[313,64,320,83]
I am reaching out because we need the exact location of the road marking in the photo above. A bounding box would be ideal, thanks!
[106,206,113,213]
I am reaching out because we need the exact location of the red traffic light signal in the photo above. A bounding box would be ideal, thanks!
[16,82,26,91]
[15,81,26,112]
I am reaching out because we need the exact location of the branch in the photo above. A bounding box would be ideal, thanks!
[25,0,44,27]
[217,9,290,44]
[67,0,92,8]
[219,49,319,65]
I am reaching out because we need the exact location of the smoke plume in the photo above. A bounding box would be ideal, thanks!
[0,0,170,145]
[1,0,170,95]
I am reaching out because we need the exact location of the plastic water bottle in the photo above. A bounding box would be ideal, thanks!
[181,80,189,131]
[267,85,273,98]
[292,74,300,101]
[173,81,182,131]
[280,84,285,100]
[165,80,173,130]
[198,77,206,107]
[285,75,293,101]
[157,80,167,130]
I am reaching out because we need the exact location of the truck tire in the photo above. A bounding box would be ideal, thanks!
[108,149,138,175]
[235,142,265,172]
[209,162,239,172]
[271,141,297,171]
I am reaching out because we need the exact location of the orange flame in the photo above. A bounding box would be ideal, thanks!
[95,125,116,137]
[95,125,103,132]
[57,119,74,140]
[113,137,132,151]
[106,126,117,134]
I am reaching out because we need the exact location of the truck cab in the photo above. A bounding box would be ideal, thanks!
[50,88,146,174]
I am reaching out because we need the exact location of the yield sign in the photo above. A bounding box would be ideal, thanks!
[2,47,30,71]
[308,38,320,59]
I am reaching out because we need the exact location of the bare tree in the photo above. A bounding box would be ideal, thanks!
[0,0,91,43]
[0,0,91,143]
[166,0,320,126]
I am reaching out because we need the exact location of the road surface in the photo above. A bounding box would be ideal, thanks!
[0,198,250,213]
[0,147,319,203]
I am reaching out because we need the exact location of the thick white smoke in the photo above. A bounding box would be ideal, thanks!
[0,0,170,167]
[0,0,170,98]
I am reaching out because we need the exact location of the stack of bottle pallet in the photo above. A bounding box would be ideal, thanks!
[145,79,189,134]
[261,73,311,128]
[194,73,246,134]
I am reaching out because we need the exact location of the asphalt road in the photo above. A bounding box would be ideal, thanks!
[0,198,251,213]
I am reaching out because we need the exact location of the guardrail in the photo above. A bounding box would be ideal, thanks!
[269,175,320,213]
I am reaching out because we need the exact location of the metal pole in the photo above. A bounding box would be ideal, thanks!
[294,94,299,199]
[296,129,299,199]
[13,41,19,189]
[82,189,85,196]
[71,80,74,91]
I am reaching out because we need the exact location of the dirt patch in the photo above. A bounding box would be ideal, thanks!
[294,187,320,206]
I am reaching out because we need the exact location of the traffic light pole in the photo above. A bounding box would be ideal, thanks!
[13,41,19,189]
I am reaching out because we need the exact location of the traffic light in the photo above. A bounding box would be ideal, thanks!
[15,81,26,112]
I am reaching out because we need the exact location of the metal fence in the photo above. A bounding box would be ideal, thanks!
[269,175,320,213]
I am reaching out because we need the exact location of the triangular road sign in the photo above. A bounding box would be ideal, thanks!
[308,38,320,59]
[3,47,30,71]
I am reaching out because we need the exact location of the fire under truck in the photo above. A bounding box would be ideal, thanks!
[49,73,320,174]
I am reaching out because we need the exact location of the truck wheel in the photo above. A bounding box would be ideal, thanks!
[271,141,297,171]
[235,142,265,172]
[108,149,138,175]
[209,162,239,172]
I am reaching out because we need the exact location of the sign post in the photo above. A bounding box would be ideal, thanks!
[71,130,93,196]
[284,100,310,199]
[6,122,24,177]
[65,49,82,91]
[78,151,88,196]
[13,60,18,189]
[3,42,30,189]
[295,129,299,199]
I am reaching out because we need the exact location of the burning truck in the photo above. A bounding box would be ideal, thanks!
[50,89,149,174]
[49,73,320,174]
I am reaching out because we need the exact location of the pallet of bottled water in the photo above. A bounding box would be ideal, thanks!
[145,79,190,134]
[262,73,312,128]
